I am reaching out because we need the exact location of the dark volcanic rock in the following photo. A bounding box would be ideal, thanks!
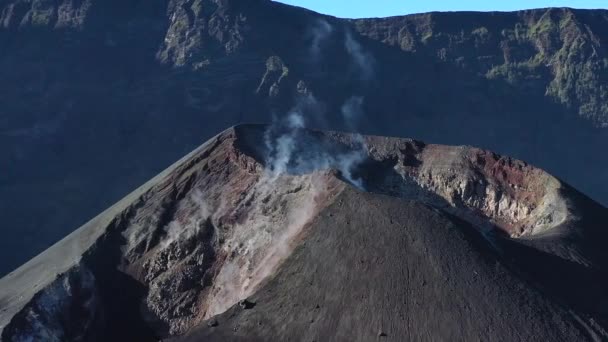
[1,0,608,285]
[173,189,598,342]
[1,125,608,341]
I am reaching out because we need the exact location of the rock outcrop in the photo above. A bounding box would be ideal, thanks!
[1,125,607,341]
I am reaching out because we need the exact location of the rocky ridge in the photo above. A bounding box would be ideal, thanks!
[1,124,607,341]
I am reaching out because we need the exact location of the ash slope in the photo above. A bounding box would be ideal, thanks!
[1,124,608,341]
[175,189,599,342]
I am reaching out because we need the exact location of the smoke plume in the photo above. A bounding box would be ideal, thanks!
[263,95,366,189]
[341,96,365,132]
[155,20,378,321]
[201,94,370,316]
[345,30,375,81]
[160,189,211,249]
[309,18,333,61]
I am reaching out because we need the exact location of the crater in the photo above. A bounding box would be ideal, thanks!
[233,125,573,237]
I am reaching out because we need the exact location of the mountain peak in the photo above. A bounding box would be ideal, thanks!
[2,125,607,340]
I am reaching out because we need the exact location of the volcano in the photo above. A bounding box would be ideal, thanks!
[1,125,608,341]
[3,0,608,277]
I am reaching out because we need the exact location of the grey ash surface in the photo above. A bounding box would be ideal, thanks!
[174,188,601,341]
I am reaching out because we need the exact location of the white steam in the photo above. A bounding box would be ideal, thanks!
[265,111,305,178]
[152,20,376,322]
[160,189,211,249]
[345,30,375,81]
[309,18,333,61]
[202,94,370,318]
[264,97,367,189]
[341,96,364,132]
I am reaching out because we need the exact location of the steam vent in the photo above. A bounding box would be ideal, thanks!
[2,125,608,341]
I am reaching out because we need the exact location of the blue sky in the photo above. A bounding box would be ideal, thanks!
[273,1,608,18]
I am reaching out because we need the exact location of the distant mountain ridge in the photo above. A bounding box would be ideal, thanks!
[355,8,608,125]
[0,0,607,277]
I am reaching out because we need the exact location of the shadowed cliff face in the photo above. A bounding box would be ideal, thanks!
[354,8,608,124]
[1,125,608,341]
[1,0,608,278]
